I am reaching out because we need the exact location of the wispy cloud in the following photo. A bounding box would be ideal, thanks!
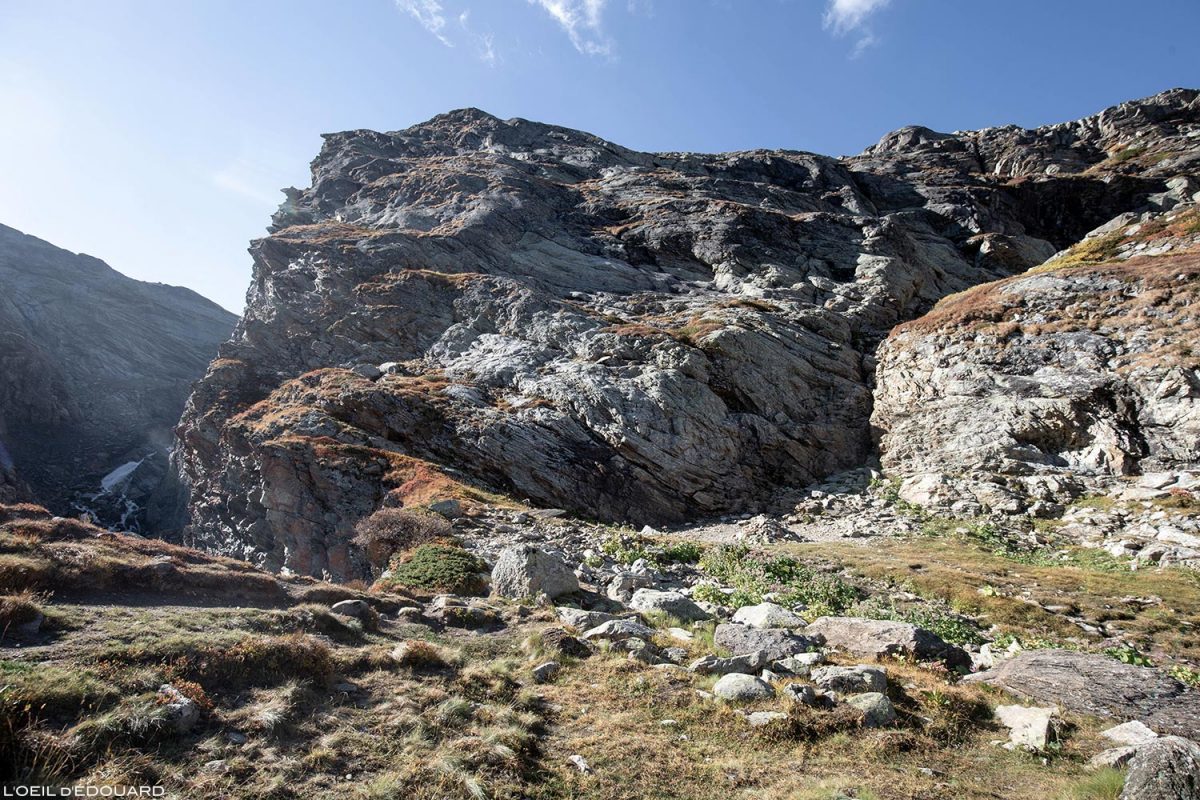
[211,158,288,207]
[528,0,613,57]
[457,9,500,66]
[823,0,890,57]
[395,0,453,47]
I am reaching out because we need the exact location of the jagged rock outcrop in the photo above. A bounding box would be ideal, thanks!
[0,224,237,528]
[873,205,1200,513]
[173,90,1199,578]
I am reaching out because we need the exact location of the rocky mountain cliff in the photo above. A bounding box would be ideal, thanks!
[874,205,1200,515]
[172,89,1200,579]
[0,224,237,527]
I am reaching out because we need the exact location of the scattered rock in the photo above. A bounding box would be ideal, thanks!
[811,665,888,694]
[963,650,1200,738]
[845,692,896,728]
[773,652,825,676]
[1090,747,1140,770]
[607,572,655,603]
[747,711,790,727]
[731,602,807,630]
[783,684,824,706]
[994,705,1059,751]
[713,673,776,702]
[1102,720,1160,747]
[556,607,617,630]
[492,545,579,599]
[329,599,371,619]
[580,619,657,643]
[713,623,819,661]
[1120,736,1200,800]
[629,589,710,622]
[541,626,591,658]
[427,499,463,519]
[804,616,970,668]
[688,651,771,676]
[532,661,561,683]
[157,684,200,734]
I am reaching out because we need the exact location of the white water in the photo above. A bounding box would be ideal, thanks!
[100,459,144,493]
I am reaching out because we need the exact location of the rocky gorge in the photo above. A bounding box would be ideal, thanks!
[0,224,237,529]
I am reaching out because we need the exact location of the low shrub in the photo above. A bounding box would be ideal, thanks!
[698,545,861,616]
[353,509,451,574]
[382,545,488,596]
[599,533,702,568]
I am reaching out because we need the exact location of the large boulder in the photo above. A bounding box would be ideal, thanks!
[629,589,710,622]
[731,602,807,629]
[713,623,819,661]
[804,616,970,668]
[491,545,579,599]
[962,649,1200,738]
[1120,736,1200,800]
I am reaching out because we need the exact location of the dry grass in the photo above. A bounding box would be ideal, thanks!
[796,536,1200,665]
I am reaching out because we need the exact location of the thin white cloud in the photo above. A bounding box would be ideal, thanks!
[528,0,613,57]
[211,158,287,207]
[395,0,453,47]
[478,32,498,66]
[823,0,890,56]
[823,0,889,33]
[850,32,877,59]
[457,9,501,66]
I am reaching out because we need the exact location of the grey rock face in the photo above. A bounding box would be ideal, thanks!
[731,602,806,629]
[712,673,776,702]
[844,692,896,728]
[0,224,236,529]
[713,623,818,661]
[804,616,970,668]
[579,618,656,643]
[1120,736,1200,800]
[629,588,709,621]
[491,545,579,599]
[810,665,887,694]
[169,92,1198,578]
[873,204,1200,513]
[963,649,1200,739]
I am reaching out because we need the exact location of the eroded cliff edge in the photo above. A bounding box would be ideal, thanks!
[171,89,1200,578]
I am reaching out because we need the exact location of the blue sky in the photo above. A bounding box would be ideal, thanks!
[1,0,1197,313]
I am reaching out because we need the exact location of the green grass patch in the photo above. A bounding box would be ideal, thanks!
[380,544,488,595]
[697,544,861,617]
